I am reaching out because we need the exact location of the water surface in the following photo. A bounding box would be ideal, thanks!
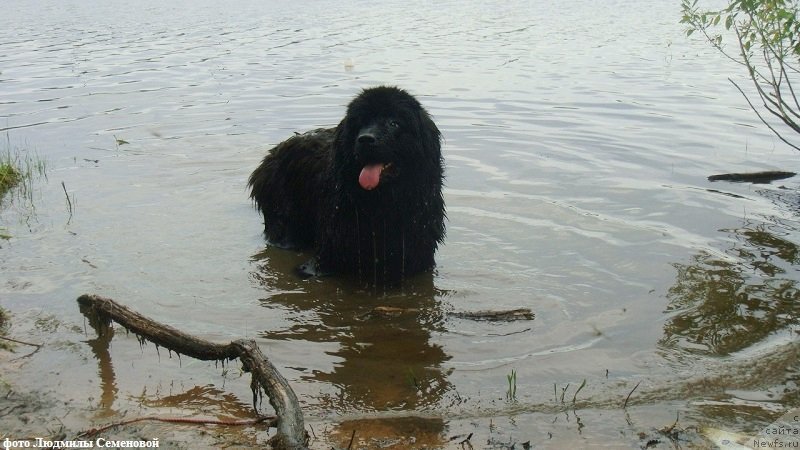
[2,0,799,448]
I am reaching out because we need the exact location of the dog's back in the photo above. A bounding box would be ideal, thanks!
[248,128,333,249]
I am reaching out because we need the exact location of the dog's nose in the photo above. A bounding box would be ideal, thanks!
[357,132,376,144]
[357,124,379,145]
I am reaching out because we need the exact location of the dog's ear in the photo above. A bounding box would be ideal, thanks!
[331,117,353,185]
[332,117,349,151]
[418,108,442,163]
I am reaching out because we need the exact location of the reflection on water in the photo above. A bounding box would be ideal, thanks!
[663,218,800,356]
[251,246,452,443]
[329,417,446,449]
[135,384,256,420]
[3,0,800,446]
[85,325,119,418]
[251,246,451,413]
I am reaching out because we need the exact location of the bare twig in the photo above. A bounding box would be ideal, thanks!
[662,412,680,434]
[0,335,42,348]
[733,27,800,143]
[623,381,642,409]
[729,78,800,151]
[61,181,73,223]
[781,63,800,117]
[0,335,43,360]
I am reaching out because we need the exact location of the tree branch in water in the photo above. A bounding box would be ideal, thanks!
[76,293,308,450]
[707,170,796,183]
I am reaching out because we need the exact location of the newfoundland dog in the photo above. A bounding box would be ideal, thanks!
[248,86,445,285]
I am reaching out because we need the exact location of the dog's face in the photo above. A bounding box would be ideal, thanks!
[333,86,442,196]
[352,115,404,190]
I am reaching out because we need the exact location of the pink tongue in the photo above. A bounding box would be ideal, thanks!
[358,163,384,190]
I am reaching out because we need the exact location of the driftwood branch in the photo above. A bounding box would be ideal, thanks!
[76,294,308,450]
[360,306,535,322]
[707,170,796,183]
[449,308,534,322]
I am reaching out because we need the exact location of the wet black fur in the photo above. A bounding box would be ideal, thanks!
[248,86,445,285]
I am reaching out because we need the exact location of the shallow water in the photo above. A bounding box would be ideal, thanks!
[2,0,799,447]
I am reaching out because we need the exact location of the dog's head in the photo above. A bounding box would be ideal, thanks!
[332,86,442,196]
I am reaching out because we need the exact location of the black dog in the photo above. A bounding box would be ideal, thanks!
[248,86,446,285]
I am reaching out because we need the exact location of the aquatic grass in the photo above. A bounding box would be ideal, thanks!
[572,378,586,404]
[506,369,517,401]
[0,162,21,197]
[0,134,47,238]
[0,306,9,351]
[0,133,47,206]
[0,306,8,333]
[406,368,420,390]
[113,135,129,148]
[560,383,570,403]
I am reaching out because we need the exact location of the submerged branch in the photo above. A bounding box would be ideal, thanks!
[360,306,535,322]
[449,308,535,322]
[707,170,796,183]
[76,294,308,450]
[79,416,276,439]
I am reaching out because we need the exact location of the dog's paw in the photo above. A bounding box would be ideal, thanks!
[296,258,321,279]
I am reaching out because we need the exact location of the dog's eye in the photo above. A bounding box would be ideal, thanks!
[389,120,401,128]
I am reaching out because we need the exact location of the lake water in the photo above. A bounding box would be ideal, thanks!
[2,0,800,448]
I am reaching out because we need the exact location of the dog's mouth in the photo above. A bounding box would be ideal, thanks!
[358,162,395,190]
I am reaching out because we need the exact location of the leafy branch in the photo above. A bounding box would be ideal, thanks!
[681,0,800,150]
